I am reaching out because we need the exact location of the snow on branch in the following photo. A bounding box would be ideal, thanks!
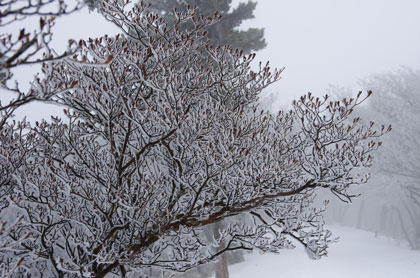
[0,0,390,277]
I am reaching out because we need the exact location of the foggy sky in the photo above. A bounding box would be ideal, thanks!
[10,0,420,119]
[236,0,420,108]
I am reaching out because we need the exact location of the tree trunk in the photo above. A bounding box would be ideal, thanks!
[213,222,229,278]
[215,252,229,278]
[356,199,365,229]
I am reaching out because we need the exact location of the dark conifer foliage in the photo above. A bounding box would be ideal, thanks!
[149,0,266,53]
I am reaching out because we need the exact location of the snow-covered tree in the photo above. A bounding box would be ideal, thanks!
[0,0,85,115]
[346,68,420,249]
[0,1,88,276]
[145,2,267,277]
[0,0,389,277]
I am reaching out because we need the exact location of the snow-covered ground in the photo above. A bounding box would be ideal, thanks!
[224,225,420,278]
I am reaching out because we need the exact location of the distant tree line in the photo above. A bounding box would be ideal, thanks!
[326,67,420,250]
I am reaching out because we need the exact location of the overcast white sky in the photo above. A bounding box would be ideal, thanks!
[10,0,420,119]
[235,0,420,108]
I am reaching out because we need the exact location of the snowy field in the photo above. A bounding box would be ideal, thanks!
[223,226,420,278]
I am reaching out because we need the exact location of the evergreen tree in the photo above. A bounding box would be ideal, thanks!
[149,0,266,53]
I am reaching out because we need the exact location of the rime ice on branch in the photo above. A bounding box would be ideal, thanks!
[0,0,83,121]
[0,0,389,277]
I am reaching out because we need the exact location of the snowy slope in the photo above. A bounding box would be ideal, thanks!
[224,226,420,278]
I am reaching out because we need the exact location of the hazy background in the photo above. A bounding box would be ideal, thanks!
[234,0,420,108]
[13,0,420,118]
